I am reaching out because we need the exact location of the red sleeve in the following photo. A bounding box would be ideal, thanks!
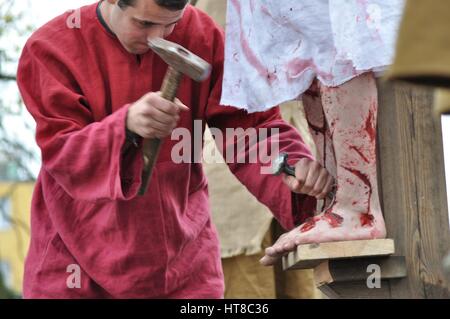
[205,28,316,230]
[17,42,143,201]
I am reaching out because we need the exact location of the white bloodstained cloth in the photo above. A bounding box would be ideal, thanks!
[221,0,405,112]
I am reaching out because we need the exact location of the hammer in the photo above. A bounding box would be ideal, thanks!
[138,38,211,195]
[272,153,336,208]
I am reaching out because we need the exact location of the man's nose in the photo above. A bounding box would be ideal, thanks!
[146,26,165,40]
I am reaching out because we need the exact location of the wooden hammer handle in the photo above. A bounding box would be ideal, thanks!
[138,67,183,195]
[160,67,183,101]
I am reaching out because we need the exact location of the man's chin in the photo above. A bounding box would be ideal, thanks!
[136,48,150,55]
[126,46,150,55]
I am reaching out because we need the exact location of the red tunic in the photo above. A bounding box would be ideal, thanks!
[17,2,315,298]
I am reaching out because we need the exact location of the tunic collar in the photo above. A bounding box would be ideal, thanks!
[96,1,115,36]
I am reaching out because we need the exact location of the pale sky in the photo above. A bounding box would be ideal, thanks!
[1,0,450,222]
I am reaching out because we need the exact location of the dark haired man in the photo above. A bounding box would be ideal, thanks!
[17,0,333,298]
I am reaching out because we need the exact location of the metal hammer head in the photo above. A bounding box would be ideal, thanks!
[148,37,211,81]
[272,153,289,175]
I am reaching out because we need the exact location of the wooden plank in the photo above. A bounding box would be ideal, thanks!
[377,81,425,298]
[314,256,407,286]
[282,239,395,270]
[377,81,450,298]
[317,284,340,299]
[320,280,393,299]
[408,88,450,299]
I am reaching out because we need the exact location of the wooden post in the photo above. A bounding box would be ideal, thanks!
[282,82,450,298]
[376,81,450,298]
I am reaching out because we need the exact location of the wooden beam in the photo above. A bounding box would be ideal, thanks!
[319,280,393,299]
[314,256,407,287]
[377,81,450,298]
[282,239,395,270]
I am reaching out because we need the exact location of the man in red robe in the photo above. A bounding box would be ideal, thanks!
[17,0,334,298]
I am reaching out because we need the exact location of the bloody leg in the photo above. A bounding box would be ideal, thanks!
[261,73,386,265]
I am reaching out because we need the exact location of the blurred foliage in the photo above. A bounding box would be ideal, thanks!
[0,0,34,298]
[0,0,37,181]
[0,270,19,299]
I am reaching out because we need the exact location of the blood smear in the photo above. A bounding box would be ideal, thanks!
[342,166,374,227]
[300,217,318,233]
[230,0,277,85]
[322,212,344,228]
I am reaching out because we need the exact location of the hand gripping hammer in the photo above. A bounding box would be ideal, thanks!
[138,38,211,195]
